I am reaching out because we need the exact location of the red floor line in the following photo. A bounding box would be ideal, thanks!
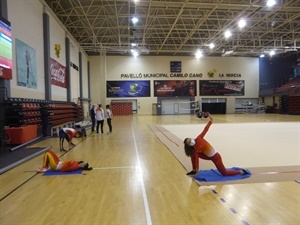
[252,170,300,175]
[151,125,180,147]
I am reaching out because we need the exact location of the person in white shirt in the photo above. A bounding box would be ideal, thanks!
[95,104,105,135]
[105,104,113,134]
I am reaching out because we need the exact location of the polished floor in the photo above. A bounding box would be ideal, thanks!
[0,113,299,225]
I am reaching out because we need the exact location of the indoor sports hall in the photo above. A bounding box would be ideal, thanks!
[0,113,299,225]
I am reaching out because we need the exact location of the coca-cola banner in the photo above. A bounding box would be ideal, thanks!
[200,80,245,96]
[50,58,67,88]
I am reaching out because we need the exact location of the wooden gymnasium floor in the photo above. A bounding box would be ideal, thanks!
[0,113,299,225]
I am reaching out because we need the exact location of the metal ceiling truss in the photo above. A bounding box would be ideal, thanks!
[43,0,300,57]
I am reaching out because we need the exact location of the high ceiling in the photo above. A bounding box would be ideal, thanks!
[43,0,300,57]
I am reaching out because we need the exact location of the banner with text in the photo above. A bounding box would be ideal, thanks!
[50,58,67,88]
[107,81,150,97]
[154,80,196,97]
[200,80,244,96]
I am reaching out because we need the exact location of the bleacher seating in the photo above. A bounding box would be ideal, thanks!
[274,76,300,94]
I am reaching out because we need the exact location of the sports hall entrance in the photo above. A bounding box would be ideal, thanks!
[158,97,198,115]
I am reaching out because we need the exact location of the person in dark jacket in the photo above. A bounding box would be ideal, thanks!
[90,104,96,133]
[40,104,51,137]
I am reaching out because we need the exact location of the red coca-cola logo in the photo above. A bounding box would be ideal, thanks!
[50,58,67,88]
[50,63,65,83]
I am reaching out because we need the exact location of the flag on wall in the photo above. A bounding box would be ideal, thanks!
[50,58,67,88]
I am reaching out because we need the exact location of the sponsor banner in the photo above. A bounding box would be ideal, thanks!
[200,80,244,96]
[0,67,11,80]
[107,81,150,97]
[0,20,12,80]
[15,39,37,88]
[50,58,67,88]
[154,80,196,97]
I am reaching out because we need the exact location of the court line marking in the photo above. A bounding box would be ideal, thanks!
[92,166,138,170]
[132,122,153,225]
[0,173,39,202]
[252,171,300,175]
[213,190,250,225]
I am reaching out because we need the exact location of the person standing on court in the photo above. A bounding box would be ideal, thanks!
[90,104,96,133]
[95,104,105,135]
[40,103,51,137]
[105,104,113,134]
[183,114,247,176]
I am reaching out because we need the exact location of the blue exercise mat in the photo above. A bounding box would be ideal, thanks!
[43,169,83,176]
[193,167,251,182]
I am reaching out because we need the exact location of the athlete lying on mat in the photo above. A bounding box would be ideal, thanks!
[37,150,93,172]
[183,114,247,176]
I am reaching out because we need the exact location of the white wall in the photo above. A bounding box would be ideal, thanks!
[8,0,44,99]
[89,53,106,106]
[89,55,259,114]
[7,0,89,109]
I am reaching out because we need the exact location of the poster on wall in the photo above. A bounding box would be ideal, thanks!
[200,80,245,96]
[107,81,150,97]
[154,80,196,97]
[15,39,37,88]
[50,58,67,88]
[0,18,12,80]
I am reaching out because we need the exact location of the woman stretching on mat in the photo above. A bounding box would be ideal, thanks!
[59,127,78,152]
[184,114,247,176]
[37,150,93,172]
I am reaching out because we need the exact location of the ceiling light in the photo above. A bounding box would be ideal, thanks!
[269,50,275,56]
[224,30,232,39]
[222,50,234,56]
[131,49,139,57]
[131,43,137,47]
[267,0,276,7]
[238,19,246,28]
[209,43,215,49]
[260,54,265,58]
[131,17,138,24]
[195,50,203,59]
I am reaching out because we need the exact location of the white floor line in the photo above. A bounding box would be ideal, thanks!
[131,122,153,225]
[92,166,137,170]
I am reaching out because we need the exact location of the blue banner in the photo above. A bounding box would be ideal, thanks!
[107,81,150,97]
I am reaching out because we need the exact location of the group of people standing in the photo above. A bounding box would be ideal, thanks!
[90,104,113,135]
